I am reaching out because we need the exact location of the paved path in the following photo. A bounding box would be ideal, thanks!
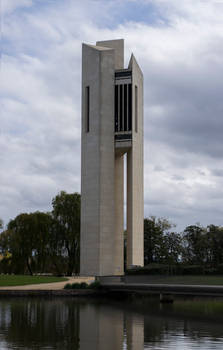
[0,276,95,290]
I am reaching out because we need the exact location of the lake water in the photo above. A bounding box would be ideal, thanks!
[0,296,223,349]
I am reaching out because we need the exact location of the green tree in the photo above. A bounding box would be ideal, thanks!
[31,212,53,273]
[182,224,207,264]
[207,225,223,266]
[47,218,67,275]
[163,231,182,264]
[144,216,175,264]
[52,191,80,275]
[7,212,52,275]
[0,229,14,273]
[0,219,3,230]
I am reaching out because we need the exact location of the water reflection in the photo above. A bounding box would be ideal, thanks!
[0,297,223,349]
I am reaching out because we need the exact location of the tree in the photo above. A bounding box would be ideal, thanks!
[47,218,67,275]
[163,231,182,264]
[0,219,3,230]
[206,225,223,266]
[182,224,207,264]
[31,212,53,273]
[0,229,13,273]
[144,216,175,264]
[52,191,80,275]
[7,212,52,275]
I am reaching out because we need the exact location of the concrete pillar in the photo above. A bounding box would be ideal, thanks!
[126,55,144,268]
[80,43,115,276]
[114,154,124,275]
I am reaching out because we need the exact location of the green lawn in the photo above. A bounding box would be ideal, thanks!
[143,275,223,285]
[0,275,68,287]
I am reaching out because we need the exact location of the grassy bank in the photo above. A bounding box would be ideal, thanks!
[135,275,223,285]
[0,275,68,287]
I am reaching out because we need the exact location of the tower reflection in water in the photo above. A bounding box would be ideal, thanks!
[80,303,144,350]
[1,298,223,349]
[0,298,144,350]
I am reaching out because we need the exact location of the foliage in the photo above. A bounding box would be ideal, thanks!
[126,263,170,275]
[0,191,81,276]
[88,280,101,289]
[2,189,223,277]
[52,191,81,275]
[144,216,181,265]
[0,219,3,230]
[63,281,101,290]
[126,275,223,285]
[64,282,86,289]
[206,225,223,266]
[182,224,207,264]
[7,212,53,275]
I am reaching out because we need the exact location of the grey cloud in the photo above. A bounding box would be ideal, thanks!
[212,169,223,177]
[2,0,223,232]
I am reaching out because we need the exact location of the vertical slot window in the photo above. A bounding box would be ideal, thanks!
[115,85,118,132]
[86,86,90,132]
[135,85,138,133]
[124,84,128,131]
[120,85,123,131]
[128,84,132,131]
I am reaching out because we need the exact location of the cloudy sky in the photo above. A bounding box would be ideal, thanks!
[1,0,223,231]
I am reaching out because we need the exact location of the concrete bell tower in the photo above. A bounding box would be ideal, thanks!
[80,39,144,276]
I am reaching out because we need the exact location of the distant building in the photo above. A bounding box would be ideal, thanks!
[80,39,144,276]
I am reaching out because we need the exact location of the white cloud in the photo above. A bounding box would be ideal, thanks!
[1,0,223,230]
[1,0,33,15]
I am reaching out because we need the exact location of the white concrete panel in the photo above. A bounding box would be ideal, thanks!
[96,39,124,69]
[127,54,144,268]
[114,155,124,275]
[80,44,115,276]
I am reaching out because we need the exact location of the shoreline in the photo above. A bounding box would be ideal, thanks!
[0,289,101,297]
[1,283,223,298]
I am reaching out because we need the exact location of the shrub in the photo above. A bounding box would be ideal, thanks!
[70,282,88,289]
[126,264,208,276]
[126,264,170,275]
[64,281,89,290]
[88,280,101,289]
[177,265,205,275]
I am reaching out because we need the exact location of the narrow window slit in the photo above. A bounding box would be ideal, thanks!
[135,85,138,133]
[86,86,90,132]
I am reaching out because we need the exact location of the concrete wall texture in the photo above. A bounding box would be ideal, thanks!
[80,39,144,276]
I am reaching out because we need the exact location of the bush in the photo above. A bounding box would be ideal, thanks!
[126,264,170,275]
[88,280,101,289]
[64,282,87,289]
[71,282,88,289]
[64,281,101,290]
[176,265,205,275]
[126,264,208,276]
[215,264,223,274]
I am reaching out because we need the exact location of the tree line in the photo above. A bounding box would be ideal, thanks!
[0,191,80,276]
[144,217,223,274]
[1,192,223,275]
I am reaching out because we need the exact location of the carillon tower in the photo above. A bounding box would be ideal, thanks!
[80,39,144,276]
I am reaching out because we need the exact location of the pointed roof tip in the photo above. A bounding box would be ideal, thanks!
[128,53,143,76]
[128,53,134,69]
